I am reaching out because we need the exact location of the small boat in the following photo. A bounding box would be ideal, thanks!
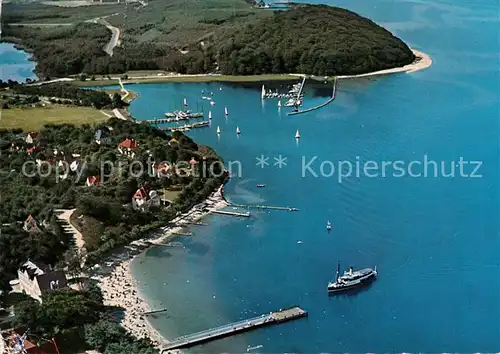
[295,129,300,139]
[328,263,377,294]
[224,107,228,116]
[236,126,241,135]
[278,100,281,107]
[210,101,216,106]
[216,126,221,135]
[256,184,265,188]
[297,241,303,244]
[326,220,332,231]
[208,110,212,120]
[261,85,266,99]
[183,98,187,107]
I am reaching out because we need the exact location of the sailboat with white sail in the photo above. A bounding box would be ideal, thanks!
[295,129,300,139]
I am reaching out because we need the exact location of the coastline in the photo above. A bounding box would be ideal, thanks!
[93,185,229,352]
[336,49,432,79]
[72,49,431,88]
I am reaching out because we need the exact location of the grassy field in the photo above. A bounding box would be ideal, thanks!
[0,105,109,131]
[73,74,299,87]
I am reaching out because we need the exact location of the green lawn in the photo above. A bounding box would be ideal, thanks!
[73,74,299,87]
[0,105,109,131]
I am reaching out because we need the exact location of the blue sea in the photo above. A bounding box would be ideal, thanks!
[3,0,498,352]
[0,43,37,82]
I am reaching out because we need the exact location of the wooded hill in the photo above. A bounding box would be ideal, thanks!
[2,1,414,77]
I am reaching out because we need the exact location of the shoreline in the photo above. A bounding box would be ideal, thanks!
[93,185,229,352]
[71,48,431,87]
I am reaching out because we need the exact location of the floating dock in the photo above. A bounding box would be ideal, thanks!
[159,306,307,352]
[288,78,337,116]
[212,210,251,217]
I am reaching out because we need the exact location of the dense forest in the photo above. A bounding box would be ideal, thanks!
[214,5,415,75]
[0,119,226,290]
[0,81,125,109]
[2,2,414,77]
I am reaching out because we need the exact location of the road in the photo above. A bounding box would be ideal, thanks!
[102,20,120,56]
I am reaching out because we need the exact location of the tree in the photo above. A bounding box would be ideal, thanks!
[84,320,127,352]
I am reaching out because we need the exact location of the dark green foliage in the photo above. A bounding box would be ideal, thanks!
[13,289,102,338]
[215,5,415,76]
[85,320,156,354]
[0,119,225,289]
[2,3,413,77]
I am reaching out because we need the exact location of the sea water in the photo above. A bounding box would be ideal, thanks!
[0,43,37,82]
[127,0,499,351]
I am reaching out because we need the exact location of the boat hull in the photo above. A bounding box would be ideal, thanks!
[327,272,376,294]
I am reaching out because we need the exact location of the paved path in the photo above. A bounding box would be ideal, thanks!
[55,209,85,250]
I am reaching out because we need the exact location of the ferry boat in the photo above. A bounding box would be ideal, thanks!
[328,263,377,294]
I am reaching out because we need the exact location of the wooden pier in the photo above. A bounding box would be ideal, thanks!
[162,120,210,132]
[212,210,251,217]
[159,306,307,352]
[229,203,299,212]
[144,308,167,315]
[288,78,337,116]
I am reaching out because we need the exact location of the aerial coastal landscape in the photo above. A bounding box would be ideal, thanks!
[0,0,498,353]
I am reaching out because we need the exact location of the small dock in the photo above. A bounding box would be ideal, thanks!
[172,231,193,236]
[229,203,299,212]
[159,306,307,352]
[144,308,167,316]
[288,78,337,116]
[162,120,210,132]
[212,210,251,217]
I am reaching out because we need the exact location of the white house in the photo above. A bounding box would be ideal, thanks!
[17,261,68,303]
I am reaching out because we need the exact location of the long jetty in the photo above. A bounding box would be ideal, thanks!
[212,210,251,217]
[287,77,337,116]
[159,306,307,352]
[144,308,167,315]
[162,120,210,132]
[229,203,299,211]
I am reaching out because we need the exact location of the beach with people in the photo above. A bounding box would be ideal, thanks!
[93,185,228,350]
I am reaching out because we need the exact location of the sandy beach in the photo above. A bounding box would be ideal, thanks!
[93,185,229,351]
[337,49,432,79]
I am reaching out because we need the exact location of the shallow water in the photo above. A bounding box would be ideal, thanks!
[0,43,37,82]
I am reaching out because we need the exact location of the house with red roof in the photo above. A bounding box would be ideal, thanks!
[86,176,100,186]
[27,146,43,155]
[25,132,41,144]
[23,215,41,233]
[132,185,161,210]
[117,138,139,158]
[152,161,173,178]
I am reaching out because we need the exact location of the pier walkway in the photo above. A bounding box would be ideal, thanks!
[288,78,337,116]
[160,306,307,352]
[212,210,251,217]
[229,203,299,211]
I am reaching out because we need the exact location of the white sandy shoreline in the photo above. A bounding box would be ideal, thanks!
[336,49,432,79]
[93,185,228,352]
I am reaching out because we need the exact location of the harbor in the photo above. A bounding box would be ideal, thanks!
[287,77,337,116]
[159,306,308,351]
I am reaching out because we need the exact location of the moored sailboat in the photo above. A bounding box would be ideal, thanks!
[295,129,300,139]
[236,126,240,135]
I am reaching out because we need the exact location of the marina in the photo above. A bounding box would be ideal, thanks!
[159,306,308,351]
[288,78,337,116]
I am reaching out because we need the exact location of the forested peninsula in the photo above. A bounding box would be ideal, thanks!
[1,1,415,78]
